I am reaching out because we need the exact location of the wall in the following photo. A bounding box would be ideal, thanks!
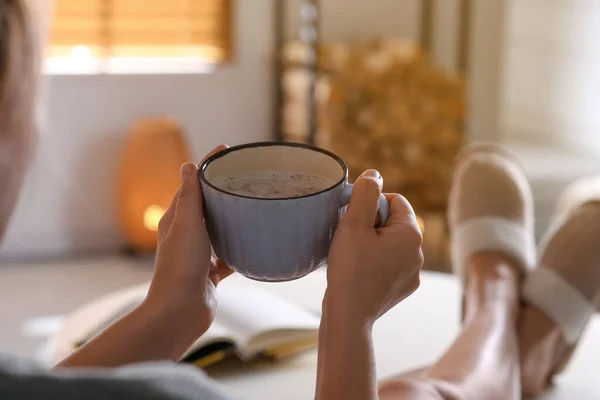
[285,0,464,73]
[286,0,421,43]
[501,0,600,155]
[466,0,509,142]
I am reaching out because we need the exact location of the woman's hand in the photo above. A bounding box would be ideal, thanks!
[315,169,423,400]
[58,146,233,368]
[145,145,233,337]
[326,169,424,324]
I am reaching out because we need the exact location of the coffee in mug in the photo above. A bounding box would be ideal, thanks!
[199,142,389,282]
[211,172,336,199]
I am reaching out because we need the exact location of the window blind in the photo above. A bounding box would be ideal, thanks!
[49,0,232,62]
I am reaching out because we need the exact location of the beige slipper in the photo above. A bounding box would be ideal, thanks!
[522,184,600,372]
[448,143,536,284]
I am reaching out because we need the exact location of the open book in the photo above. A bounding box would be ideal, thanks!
[70,280,321,368]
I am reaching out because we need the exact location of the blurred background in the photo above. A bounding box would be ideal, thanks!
[2,0,600,382]
[6,0,600,271]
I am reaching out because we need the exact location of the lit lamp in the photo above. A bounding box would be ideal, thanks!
[116,117,191,253]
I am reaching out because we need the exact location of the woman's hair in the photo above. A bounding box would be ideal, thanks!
[0,0,41,237]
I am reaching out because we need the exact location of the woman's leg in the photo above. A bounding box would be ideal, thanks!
[520,198,600,396]
[518,306,568,396]
[379,144,533,400]
[378,251,521,400]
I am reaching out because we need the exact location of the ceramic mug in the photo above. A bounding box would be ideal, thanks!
[199,142,389,282]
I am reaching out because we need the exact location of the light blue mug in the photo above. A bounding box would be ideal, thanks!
[199,142,389,282]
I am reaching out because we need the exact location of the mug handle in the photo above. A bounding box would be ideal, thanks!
[340,184,390,227]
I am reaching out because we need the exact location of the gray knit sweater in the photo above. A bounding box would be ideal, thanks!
[0,353,237,399]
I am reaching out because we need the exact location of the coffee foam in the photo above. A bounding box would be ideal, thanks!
[212,171,336,199]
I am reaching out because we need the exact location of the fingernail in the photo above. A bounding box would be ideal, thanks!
[361,169,381,180]
[181,163,196,183]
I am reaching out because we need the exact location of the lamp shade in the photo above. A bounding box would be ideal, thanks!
[116,117,191,252]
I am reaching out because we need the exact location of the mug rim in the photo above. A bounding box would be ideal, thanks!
[199,141,348,201]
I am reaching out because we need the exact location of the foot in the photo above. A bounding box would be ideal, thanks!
[520,201,600,397]
[445,144,533,400]
[448,143,536,285]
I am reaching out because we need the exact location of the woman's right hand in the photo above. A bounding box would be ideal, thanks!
[325,169,424,325]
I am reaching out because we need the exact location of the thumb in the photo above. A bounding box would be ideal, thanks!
[344,169,383,228]
[173,163,203,229]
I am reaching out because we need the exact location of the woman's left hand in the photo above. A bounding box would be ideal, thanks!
[145,145,233,338]
[58,145,234,368]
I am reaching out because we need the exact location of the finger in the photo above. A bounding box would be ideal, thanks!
[172,163,203,230]
[209,258,234,286]
[157,192,178,241]
[374,194,399,227]
[161,145,216,239]
[344,169,383,228]
[383,194,417,227]
[197,144,229,168]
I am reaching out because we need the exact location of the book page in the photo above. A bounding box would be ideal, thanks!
[182,322,236,364]
[214,279,320,354]
[184,322,234,355]
[68,283,236,363]
[72,286,148,347]
[65,278,318,364]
